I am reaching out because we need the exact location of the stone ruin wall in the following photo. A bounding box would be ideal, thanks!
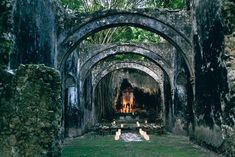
[0,0,235,156]
[0,65,62,157]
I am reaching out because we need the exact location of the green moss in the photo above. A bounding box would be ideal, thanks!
[0,0,14,69]
[222,135,235,157]
[0,64,62,157]
[0,37,13,69]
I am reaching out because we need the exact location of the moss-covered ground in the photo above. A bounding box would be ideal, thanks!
[62,133,224,157]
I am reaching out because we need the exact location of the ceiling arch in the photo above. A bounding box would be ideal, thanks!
[58,11,193,77]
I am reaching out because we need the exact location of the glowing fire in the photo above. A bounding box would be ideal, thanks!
[120,88,135,113]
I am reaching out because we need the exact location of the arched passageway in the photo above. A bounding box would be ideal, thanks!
[60,10,194,137]
[80,43,175,68]
[63,43,193,137]
[94,68,163,124]
[80,45,174,87]
[80,57,169,129]
[92,63,172,125]
[1,0,232,156]
[58,10,193,78]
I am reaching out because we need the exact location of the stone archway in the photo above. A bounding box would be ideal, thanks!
[58,10,194,136]
[80,55,168,106]
[80,43,175,68]
[92,62,164,90]
[80,56,172,128]
[58,10,193,78]
[90,62,170,126]
[80,47,174,88]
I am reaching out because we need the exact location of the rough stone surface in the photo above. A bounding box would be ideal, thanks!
[92,59,164,90]
[80,43,176,68]
[65,41,192,135]
[0,64,62,157]
[63,51,82,137]
[1,0,235,156]
[94,69,161,122]
[57,9,193,74]
[61,9,192,42]
[221,0,235,156]
[79,43,174,82]
[11,0,57,68]
[173,52,194,135]
[78,56,165,133]
[223,0,235,126]
[69,49,176,134]
[193,0,227,128]
[192,0,235,155]
[223,0,235,35]
[0,0,14,69]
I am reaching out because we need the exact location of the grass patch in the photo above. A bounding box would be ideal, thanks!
[62,133,223,157]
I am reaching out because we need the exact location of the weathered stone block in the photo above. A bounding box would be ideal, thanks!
[0,0,14,69]
[0,64,62,157]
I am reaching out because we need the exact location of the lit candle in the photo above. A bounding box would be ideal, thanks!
[136,121,140,127]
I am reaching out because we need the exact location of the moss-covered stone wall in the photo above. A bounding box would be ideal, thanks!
[193,0,227,128]
[11,0,57,68]
[0,64,62,157]
[223,0,235,126]
[192,0,235,156]
[192,0,224,151]
[0,0,14,69]
[221,0,235,156]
